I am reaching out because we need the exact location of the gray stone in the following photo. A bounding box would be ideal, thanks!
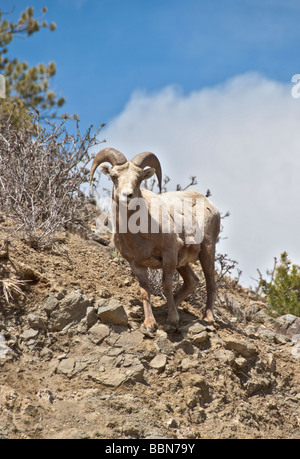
[291,342,300,359]
[214,349,235,365]
[276,314,300,337]
[50,290,91,331]
[89,364,144,387]
[180,357,199,372]
[86,307,98,329]
[97,299,128,326]
[0,333,11,359]
[21,328,39,341]
[175,339,195,355]
[182,322,207,335]
[115,330,144,349]
[192,331,209,345]
[125,362,145,383]
[149,353,167,371]
[166,418,178,428]
[28,313,46,330]
[44,295,59,315]
[223,337,258,358]
[234,356,247,369]
[88,323,110,345]
[154,330,174,355]
[56,357,75,376]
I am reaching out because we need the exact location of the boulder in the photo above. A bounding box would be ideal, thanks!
[223,337,258,358]
[49,290,91,332]
[149,353,167,371]
[88,323,110,345]
[97,299,128,326]
[275,314,300,337]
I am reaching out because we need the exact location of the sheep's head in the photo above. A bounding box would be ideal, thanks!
[90,148,162,203]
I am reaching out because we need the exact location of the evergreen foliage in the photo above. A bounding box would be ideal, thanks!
[0,6,65,126]
[258,252,300,317]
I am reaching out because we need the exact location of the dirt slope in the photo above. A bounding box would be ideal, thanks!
[0,220,299,439]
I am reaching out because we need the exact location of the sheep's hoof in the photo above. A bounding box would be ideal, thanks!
[165,315,180,333]
[164,323,179,333]
[203,310,214,322]
[142,319,157,334]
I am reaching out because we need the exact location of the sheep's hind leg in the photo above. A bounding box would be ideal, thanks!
[162,255,179,327]
[199,244,217,322]
[174,263,199,306]
[131,263,157,332]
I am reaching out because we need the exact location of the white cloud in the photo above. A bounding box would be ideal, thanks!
[100,73,300,287]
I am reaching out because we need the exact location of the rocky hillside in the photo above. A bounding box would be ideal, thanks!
[0,217,299,439]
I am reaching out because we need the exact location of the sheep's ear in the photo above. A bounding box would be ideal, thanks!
[100,164,112,176]
[143,167,155,180]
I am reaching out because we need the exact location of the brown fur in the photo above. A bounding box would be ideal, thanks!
[91,153,220,331]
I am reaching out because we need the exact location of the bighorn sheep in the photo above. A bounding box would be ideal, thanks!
[90,148,220,332]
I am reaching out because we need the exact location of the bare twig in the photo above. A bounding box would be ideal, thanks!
[0,113,104,248]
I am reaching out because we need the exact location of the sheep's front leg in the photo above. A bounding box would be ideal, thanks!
[130,263,157,332]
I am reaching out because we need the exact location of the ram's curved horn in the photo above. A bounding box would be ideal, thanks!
[90,148,127,184]
[131,152,162,193]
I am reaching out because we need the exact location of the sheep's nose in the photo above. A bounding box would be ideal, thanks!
[120,191,134,201]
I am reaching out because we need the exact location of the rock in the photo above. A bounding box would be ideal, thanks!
[126,362,145,383]
[166,418,178,428]
[98,289,111,298]
[86,307,98,329]
[50,290,91,331]
[180,357,199,371]
[192,331,209,345]
[245,376,271,396]
[256,328,277,342]
[89,364,144,387]
[182,322,207,335]
[214,349,235,365]
[47,428,89,439]
[115,330,144,349]
[149,353,167,371]
[275,314,300,337]
[37,389,55,404]
[40,347,53,360]
[44,295,59,316]
[0,333,12,359]
[21,328,39,341]
[274,334,290,345]
[223,294,245,319]
[28,313,46,330]
[223,337,258,358]
[234,356,247,369]
[245,304,262,318]
[88,323,110,345]
[291,341,300,359]
[56,357,75,376]
[175,339,195,355]
[154,330,174,355]
[97,299,128,326]
[245,325,257,337]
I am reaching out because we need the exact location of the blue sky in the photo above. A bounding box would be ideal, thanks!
[6,1,300,286]
[8,0,300,126]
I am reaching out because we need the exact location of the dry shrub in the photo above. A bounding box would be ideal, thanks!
[0,113,104,248]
